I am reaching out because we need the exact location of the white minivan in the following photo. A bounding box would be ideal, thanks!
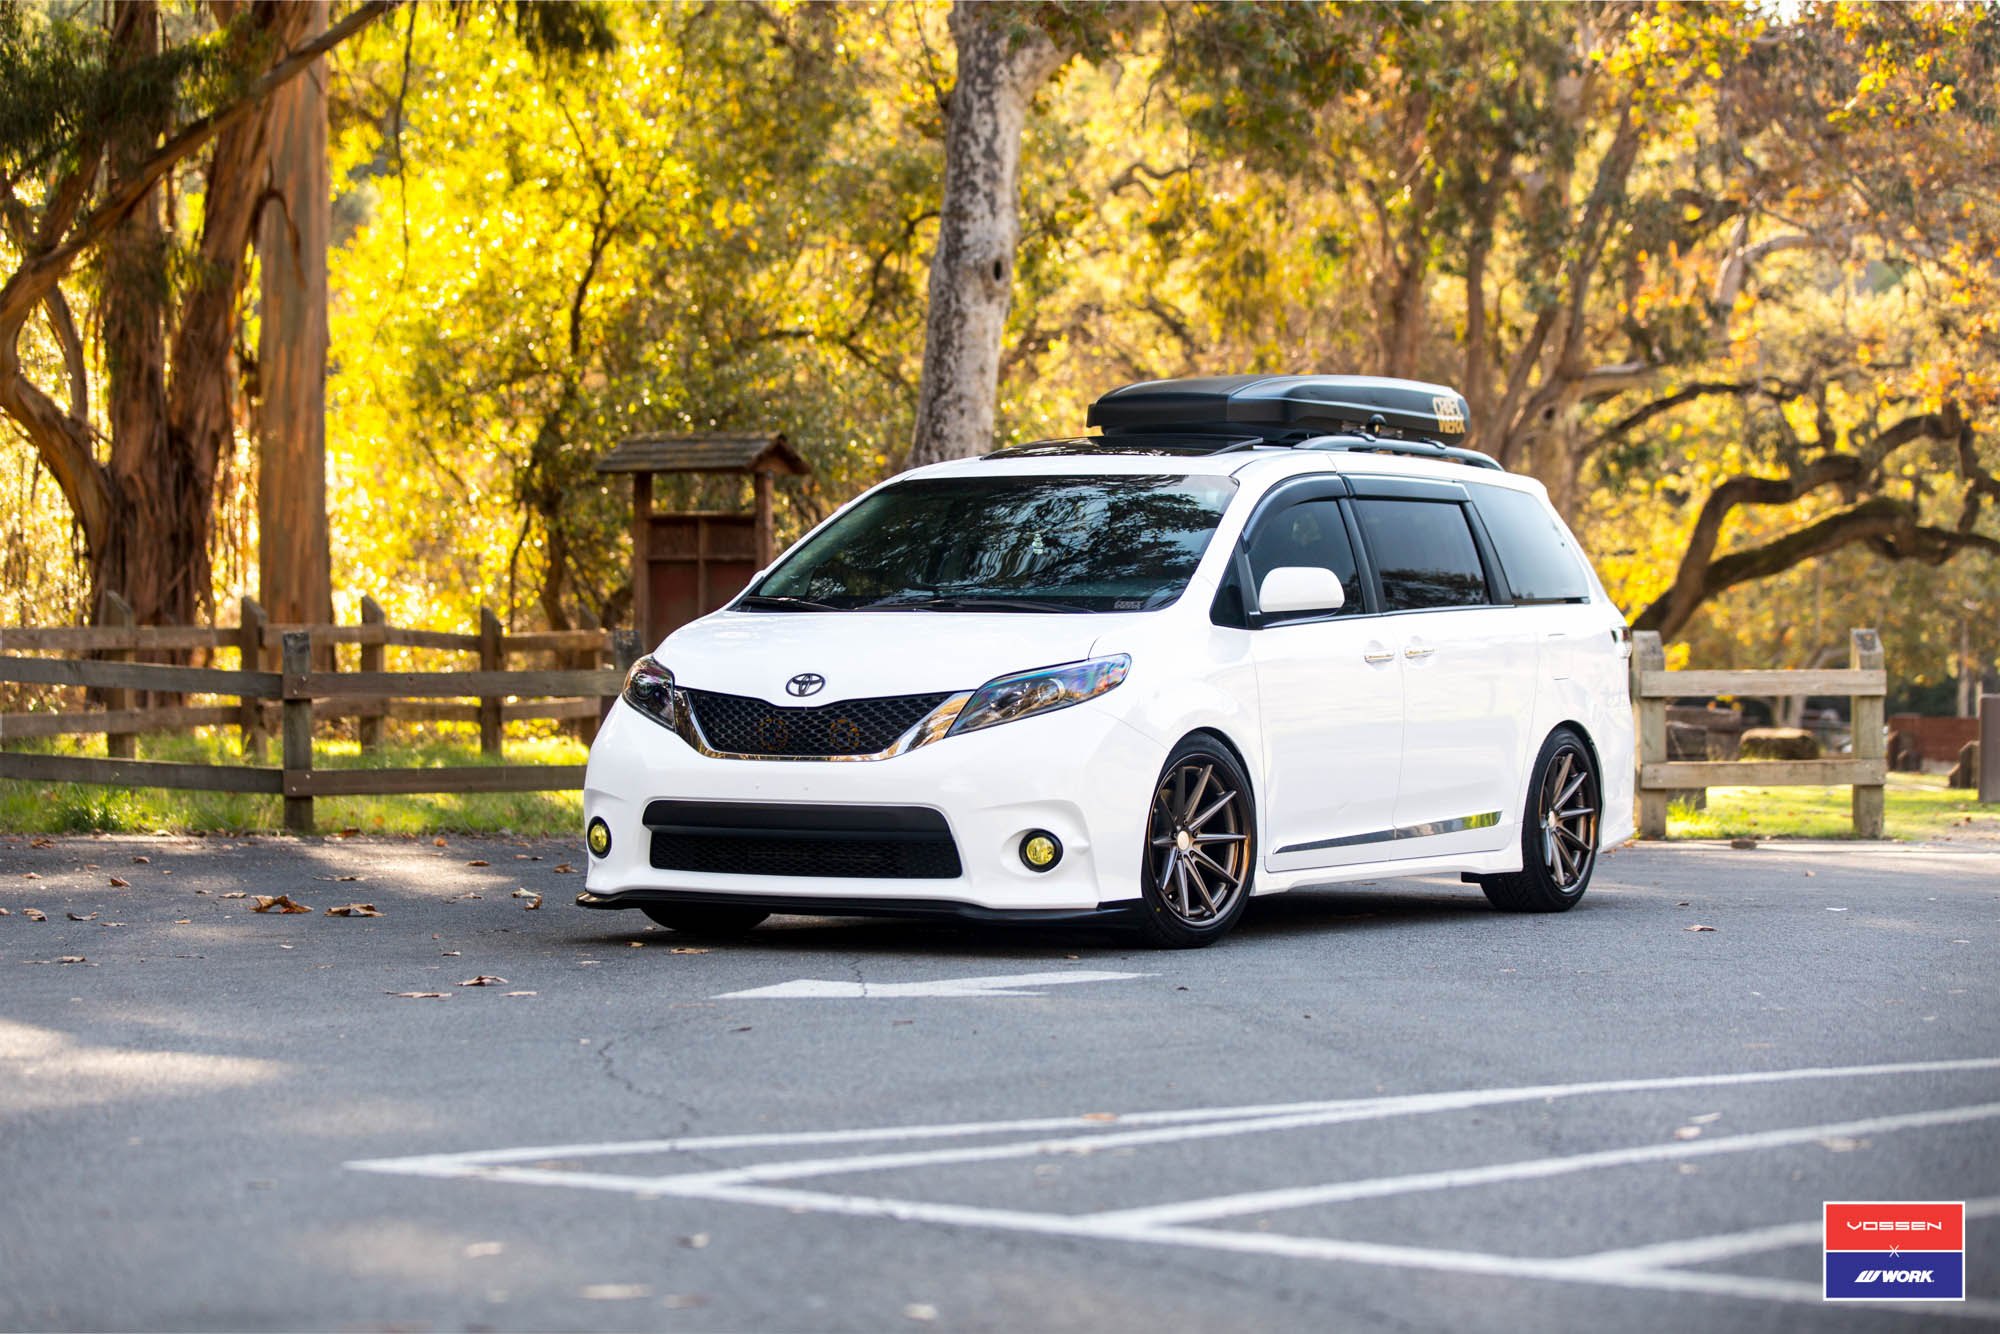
[579,374,1634,947]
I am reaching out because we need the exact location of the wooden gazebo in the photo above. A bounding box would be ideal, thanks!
[595,433,810,647]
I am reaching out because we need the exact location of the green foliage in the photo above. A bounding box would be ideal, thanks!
[0,0,216,183]
[1667,774,1995,842]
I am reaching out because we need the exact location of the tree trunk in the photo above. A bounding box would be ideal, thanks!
[256,0,334,635]
[100,0,169,621]
[906,4,1063,467]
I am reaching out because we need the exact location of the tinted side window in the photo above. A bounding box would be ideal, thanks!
[1353,499,1490,611]
[1468,484,1592,602]
[1246,499,1362,617]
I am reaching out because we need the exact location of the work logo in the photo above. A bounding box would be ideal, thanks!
[1825,1202,1965,1301]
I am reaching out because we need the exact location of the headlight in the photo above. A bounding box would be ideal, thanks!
[949,655,1130,737]
[622,655,678,731]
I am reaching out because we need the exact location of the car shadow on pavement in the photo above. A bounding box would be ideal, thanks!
[560,880,1504,959]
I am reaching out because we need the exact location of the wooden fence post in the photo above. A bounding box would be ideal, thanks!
[1633,630,1667,839]
[281,630,314,834]
[1850,627,1885,838]
[238,596,268,756]
[99,591,136,759]
[602,628,640,728]
[478,606,503,756]
[358,595,386,752]
[573,607,603,744]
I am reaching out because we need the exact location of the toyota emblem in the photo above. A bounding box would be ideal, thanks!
[786,673,827,698]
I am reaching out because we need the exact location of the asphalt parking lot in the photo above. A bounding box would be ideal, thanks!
[2,833,1997,1332]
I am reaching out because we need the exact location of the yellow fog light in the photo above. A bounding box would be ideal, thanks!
[1020,831,1062,872]
[587,817,612,858]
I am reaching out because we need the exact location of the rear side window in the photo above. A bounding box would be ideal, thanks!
[1245,499,1362,616]
[1469,485,1592,603]
[1353,499,1490,611]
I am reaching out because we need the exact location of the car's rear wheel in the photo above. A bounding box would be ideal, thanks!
[1134,737,1256,949]
[1479,726,1599,913]
[639,904,770,937]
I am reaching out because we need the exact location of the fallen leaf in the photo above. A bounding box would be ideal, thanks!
[220,891,247,899]
[466,859,490,867]
[1804,870,1816,877]
[441,950,461,956]
[278,944,294,950]
[668,946,707,955]
[0,907,9,916]
[552,863,576,874]
[131,856,149,864]
[433,837,448,847]
[388,991,450,1000]
[1674,901,1691,908]
[337,828,360,838]
[1685,923,1718,932]
[56,955,87,965]
[504,990,537,997]
[680,1233,710,1250]
[1082,1112,1118,1123]
[628,940,644,948]
[904,1304,939,1322]
[1729,837,1757,850]
[325,903,382,917]
[23,908,46,922]
[521,894,542,910]
[21,872,38,880]
[66,911,98,922]
[1672,1126,1703,1140]
[510,887,537,898]
[1689,1112,1723,1124]
[458,974,508,987]
[30,836,51,848]
[251,895,311,914]
[174,918,191,924]
[107,876,129,887]
[194,888,212,895]
[313,874,364,882]
[580,1285,651,1301]
[463,1242,504,1259]
[732,1025,752,1033]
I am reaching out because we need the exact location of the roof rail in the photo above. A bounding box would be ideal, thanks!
[1297,433,1504,471]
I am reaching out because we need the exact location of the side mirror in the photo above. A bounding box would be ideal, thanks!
[1257,566,1345,618]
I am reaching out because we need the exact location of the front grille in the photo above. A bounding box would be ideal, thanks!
[681,688,951,757]
[644,801,963,879]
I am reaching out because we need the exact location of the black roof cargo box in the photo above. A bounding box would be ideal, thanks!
[1089,374,1470,443]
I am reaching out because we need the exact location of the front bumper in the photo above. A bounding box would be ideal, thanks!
[581,696,1165,913]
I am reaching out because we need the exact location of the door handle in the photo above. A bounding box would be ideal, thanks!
[1404,645,1435,658]
[1363,650,1395,664]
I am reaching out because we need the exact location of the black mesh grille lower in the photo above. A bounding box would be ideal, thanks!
[680,688,950,757]
[643,801,963,880]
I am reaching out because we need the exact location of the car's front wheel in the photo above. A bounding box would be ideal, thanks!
[1479,726,1600,912]
[1133,736,1256,949]
[640,904,770,937]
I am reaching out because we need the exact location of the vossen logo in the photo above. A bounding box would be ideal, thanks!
[1826,1202,1965,1302]
[1848,1220,1945,1232]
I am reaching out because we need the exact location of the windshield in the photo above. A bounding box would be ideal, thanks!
[747,474,1238,612]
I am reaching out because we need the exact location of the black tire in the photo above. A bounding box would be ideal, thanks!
[1479,726,1600,913]
[639,904,770,937]
[1133,735,1257,949]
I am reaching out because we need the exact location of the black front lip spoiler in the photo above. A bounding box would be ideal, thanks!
[576,887,1137,927]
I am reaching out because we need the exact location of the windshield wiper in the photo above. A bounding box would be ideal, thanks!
[865,596,1090,614]
[735,594,843,612]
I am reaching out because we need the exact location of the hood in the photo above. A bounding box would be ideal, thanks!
[657,610,1109,703]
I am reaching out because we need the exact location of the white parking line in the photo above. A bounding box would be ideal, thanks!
[1087,1101,2000,1228]
[348,1056,2000,1318]
[1576,1196,2000,1271]
[715,970,1152,998]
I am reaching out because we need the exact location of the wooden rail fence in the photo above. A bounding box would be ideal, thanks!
[1632,627,1886,838]
[1,598,640,832]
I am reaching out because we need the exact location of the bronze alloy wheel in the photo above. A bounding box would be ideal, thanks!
[1137,739,1256,947]
[1479,726,1600,913]
[1537,741,1599,891]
